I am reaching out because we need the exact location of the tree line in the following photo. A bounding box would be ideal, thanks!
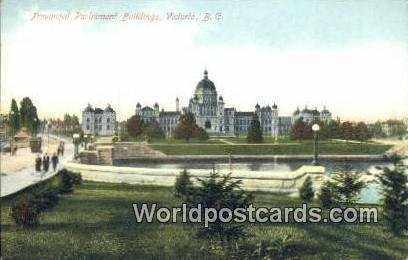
[123,112,209,142]
[8,97,40,136]
[45,114,81,136]
[290,118,372,143]
[124,112,267,143]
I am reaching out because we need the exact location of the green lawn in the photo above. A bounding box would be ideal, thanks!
[1,181,407,259]
[123,136,224,144]
[149,142,391,155]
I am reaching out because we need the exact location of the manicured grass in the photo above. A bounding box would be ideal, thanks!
[1,181,407,259]
[149,142,392,155]
[123,136,224,144]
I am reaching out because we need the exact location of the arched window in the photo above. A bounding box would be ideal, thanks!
[205,120,211,129]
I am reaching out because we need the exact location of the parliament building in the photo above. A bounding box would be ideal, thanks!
[135,70,300,137]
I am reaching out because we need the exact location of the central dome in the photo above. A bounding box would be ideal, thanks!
[195,69,217,96]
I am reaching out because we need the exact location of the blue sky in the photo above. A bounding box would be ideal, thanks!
[1,0,407,121]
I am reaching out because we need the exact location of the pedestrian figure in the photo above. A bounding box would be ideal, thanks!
[43,153,50,172]
[57,145,61,156]
[35,154,42,172]
[51,153,59,172]
[61,142,65,156]
[45,154,50,172]
[42,153,48,172]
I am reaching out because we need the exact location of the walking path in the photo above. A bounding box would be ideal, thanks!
[0,135,74,197]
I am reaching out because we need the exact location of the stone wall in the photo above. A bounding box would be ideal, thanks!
[79,143,165,165]
[79,151,99,165]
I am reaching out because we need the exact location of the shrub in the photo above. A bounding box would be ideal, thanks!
[189,169,253,247]
[318,181,336,208]
[32,186,60,211]
[330,165,365,205]
[194,127,209,141]
[10,195,40,228]
[144,121,165,140]
[299,176,314,202]
[70,171,82,185]
[59,169,75,193]
[58,169,82,194]
[174,169,194,203]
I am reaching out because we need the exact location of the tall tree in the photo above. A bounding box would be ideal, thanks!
[290,118,306,141]
[9,99,20,132]
[354,122,370,143]
[327,119,341,139]
[126,115,144,137]
[368,121,385,138]
[247,113,263,143]
[318,121,329,140]
[341,121,353,142]
[63,114,72,129]
[19,97,39,135]
[377,155,408,236]
[71,115,80,130]
[144,121,165,140]
[391,121,407,139]
[174,112,197,142]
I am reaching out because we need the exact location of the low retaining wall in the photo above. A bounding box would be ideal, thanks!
[64,162,325,193]
[80,143,165,165]
[114,154,387,164]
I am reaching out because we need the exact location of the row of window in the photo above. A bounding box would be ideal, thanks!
[86,117,111,123]
[160,118,179,124]
[85,124,112,131]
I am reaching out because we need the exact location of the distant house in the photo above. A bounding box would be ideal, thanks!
[82,104,117,136]
[292,106,332,124]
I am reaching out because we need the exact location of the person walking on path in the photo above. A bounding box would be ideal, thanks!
[42,153,50,172]
[35,154,42,172]
[42,153,48,172]
[45,154,50,172]
[61,142,65,156]
[51,153,59,172]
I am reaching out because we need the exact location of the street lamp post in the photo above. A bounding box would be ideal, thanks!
[73,133,80,159]
[312,123,320,166]
[84,134,88,150]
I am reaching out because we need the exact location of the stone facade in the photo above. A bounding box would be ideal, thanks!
[82,104,117,136]
[136,70,291,137]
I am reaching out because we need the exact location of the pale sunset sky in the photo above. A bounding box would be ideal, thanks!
[1,0,407,122]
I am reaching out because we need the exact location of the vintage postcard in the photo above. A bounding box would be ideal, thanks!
[1,0,407,259]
